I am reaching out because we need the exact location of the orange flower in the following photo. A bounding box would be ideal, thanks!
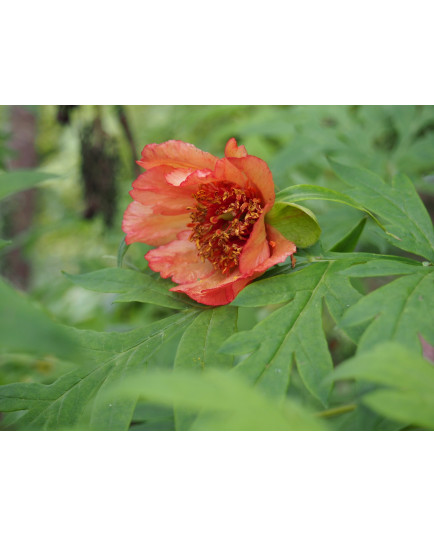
[122,138,296,306]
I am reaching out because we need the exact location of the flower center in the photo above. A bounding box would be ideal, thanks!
[188,181,263,274]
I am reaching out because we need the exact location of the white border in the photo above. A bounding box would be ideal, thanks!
[2,433,433,535]
[1,2,432,103]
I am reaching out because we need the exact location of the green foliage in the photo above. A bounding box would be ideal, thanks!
[0,276,79,361]
[0,238,11,250]
[330,160,434,261]
[330,343,434,429]
[339,260,434,353]
[223,257,365,405]
[64,267,196,310]
[1,105,434,431]
[103,368,326,431]
[0,312,197,430]
[175,308,237,371]
[276,183,389,236]
[265,202,321,248]
[174,307,237,429]
[0,169,56,200]
[329,217,367,253]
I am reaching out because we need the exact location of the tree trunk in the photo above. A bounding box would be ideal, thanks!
[3,106,38,289]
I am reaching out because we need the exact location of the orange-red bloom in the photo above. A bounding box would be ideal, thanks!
[122,138,296,306]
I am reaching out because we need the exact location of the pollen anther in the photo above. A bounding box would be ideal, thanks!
[189,181,263,274]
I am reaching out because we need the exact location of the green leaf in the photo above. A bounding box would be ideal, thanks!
[0,311,197,430]
[0,170,57,200]
[325,405,405,432]
[271,135,326,174]
[175,307,237,371]
[340,261,434,353]
[339,258,422,278]
[276,184,387,234]
[330,160,434,261]
[174,306,238,429]
[0,238,11,250]
[265,202,321,248]
[330,342,434,429]
[221,259,364,405]
[330,217,367,252]
[318,206,366,252]
[64,267,196,310]
[0,276,79,361]
[103,368,326,431]
[130,403,175,431]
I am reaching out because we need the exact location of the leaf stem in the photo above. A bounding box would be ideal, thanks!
[316,404,357,418]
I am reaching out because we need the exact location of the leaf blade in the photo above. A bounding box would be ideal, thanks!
[265,202,321,248]
[330,160,434,261]
[174,306,238,430]
[0,311,198,430]
[0,170,57,200]
[64,267,196,310]
[329,342,434,429]
[0,276,79,361]
[103,368,326,431]
[340,264,434,353]
[222,262,358,404]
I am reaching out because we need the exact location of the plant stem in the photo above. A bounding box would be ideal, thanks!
[316,404,357,419]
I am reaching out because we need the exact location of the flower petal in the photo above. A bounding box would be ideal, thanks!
[238,212,271,275]
[227,155,275,205]
[165,168,195,186]
[171,268,256,306]
[253,224,296,272]
[139,140,218,170]
[213,158,250,189]
[122,201,189,246]
[225,138,248,158]
[145,237,214,284]
[166,165,248,195]
[131,166,193,215]
[168,226,296,306]
[174,168,216,189]
[131,189,188,215]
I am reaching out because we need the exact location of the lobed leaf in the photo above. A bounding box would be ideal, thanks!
[222,259,365,405]
[330,160,434,261]
[0,311,198,430]
[174,306,238,429]
[339,261,434,354]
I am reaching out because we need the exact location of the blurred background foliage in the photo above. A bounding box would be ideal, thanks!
[1,105,433,400]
